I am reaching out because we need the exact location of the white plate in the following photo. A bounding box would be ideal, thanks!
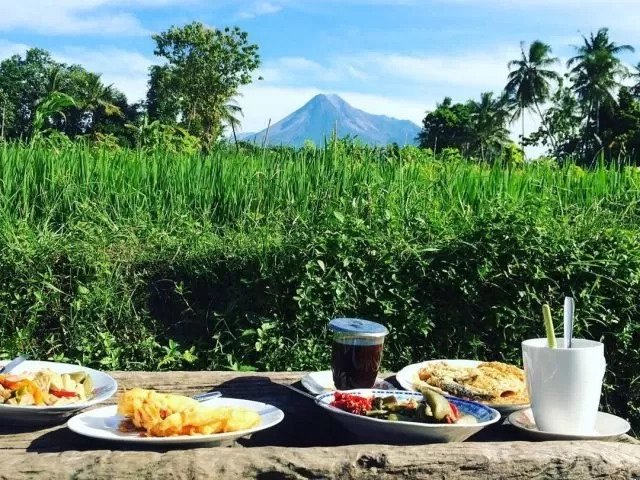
[316,389,500,443]
[396,359,530,414]
[301,370,394,395]
[67,397,284,445]
[508,408,630,441]
[0,360,117,425]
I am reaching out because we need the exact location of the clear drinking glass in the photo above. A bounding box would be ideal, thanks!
[328,318,388,390]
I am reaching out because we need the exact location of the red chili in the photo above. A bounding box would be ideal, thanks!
[329,392,373,415]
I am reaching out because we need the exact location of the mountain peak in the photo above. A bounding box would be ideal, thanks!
[244,94,420,147]
[308,93,348,109]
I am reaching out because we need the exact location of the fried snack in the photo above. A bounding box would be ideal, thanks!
[416,361,529,405]
[117,388,261,437]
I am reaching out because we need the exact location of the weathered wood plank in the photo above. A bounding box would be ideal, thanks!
[1,442,639,480]
[0,371,638,479]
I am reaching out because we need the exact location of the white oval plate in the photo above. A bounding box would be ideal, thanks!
[67,397,284,445]
[301,370,394,394]
[316,388,500,443]
[396,359,530,415]
[508,408,630,441]
[0,360,117,425]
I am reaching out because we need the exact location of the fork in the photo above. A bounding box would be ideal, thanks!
[0,355,27,374]
[192,391,222,402]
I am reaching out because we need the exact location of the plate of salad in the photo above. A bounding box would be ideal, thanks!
[315,388,500,443]
[0,360,117,424]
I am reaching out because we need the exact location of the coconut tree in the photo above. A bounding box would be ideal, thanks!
[629,62,640,97]
[467,91,511,161]
[567,28,634,138]
[505,40,561,152]
[217,96,243,150]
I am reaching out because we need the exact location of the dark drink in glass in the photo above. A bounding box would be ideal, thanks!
[328,318,388,390]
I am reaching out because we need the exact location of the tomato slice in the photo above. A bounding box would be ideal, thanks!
[50,388,78,398]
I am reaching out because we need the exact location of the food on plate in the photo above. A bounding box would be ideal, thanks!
[416,361,528,405]
[329,389,474,424]
[117,388,261,437]
[0,370,94,406]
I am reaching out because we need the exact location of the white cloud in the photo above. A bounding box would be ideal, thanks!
[236,1,282,19]
[346,50,517,89]
[0,0,185,36]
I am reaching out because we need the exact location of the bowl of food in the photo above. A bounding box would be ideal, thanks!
[315,388,500,443]
[0,360,117,424]
[396,359,530,414]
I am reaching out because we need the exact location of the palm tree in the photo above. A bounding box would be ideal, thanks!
[567,28,634,138]
[467,91,511,161]
[79,73,122,117]
[629,62,640,97]
[505,40,560,152]
[218,97,243,151]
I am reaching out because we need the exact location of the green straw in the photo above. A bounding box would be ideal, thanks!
[542,304,557,348]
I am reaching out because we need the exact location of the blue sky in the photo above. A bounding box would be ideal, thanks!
[1,0,640,142]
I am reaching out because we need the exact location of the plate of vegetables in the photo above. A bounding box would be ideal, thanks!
[316,388,500,443]
[0,360,117,425]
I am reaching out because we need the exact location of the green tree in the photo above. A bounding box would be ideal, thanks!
[64,71,123,136]
[527,76,582,159]
[567,28,634,141]
[218,97,243,150]
[629,62,640,97]
[417,97,473,154]
[146,64,180,124]
[150,22,260,148]
[0,48,60,138]
[505,40,560,152]
[0,48,134,141]
[595,87,640,163]
[467,91,511,160]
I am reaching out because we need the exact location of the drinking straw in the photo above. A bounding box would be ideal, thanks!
[542,304,557,348]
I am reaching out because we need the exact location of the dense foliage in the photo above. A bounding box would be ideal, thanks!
[0,22,259,150]
[0,143,639,433]
[420,28,640,165]
[148,22,260,149]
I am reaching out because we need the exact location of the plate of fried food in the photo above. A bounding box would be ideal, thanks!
[0,360,117,424]
[396,360,530,414]
[67,388,284,444]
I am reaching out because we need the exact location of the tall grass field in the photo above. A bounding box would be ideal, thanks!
[1,143,639,431]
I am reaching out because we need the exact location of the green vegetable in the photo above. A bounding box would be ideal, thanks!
[542,304,557,348]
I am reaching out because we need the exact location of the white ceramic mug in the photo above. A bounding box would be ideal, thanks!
[522,338,605,434]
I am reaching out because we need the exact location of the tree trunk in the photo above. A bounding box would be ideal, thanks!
[521,106,525,156]
[1,99,5,140]
[533,98,558,154]
[231,122,239,152]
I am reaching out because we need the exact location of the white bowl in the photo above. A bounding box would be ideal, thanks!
[0,360,118,425]
[316,389,500,443]
[396,359,530,414]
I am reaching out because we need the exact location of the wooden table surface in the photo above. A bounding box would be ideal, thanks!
[1,371,639,479]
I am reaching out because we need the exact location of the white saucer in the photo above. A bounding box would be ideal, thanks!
[508,408,630,441]
[301,370,394,394]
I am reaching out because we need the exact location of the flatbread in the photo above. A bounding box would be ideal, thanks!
[415,361,529,405]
